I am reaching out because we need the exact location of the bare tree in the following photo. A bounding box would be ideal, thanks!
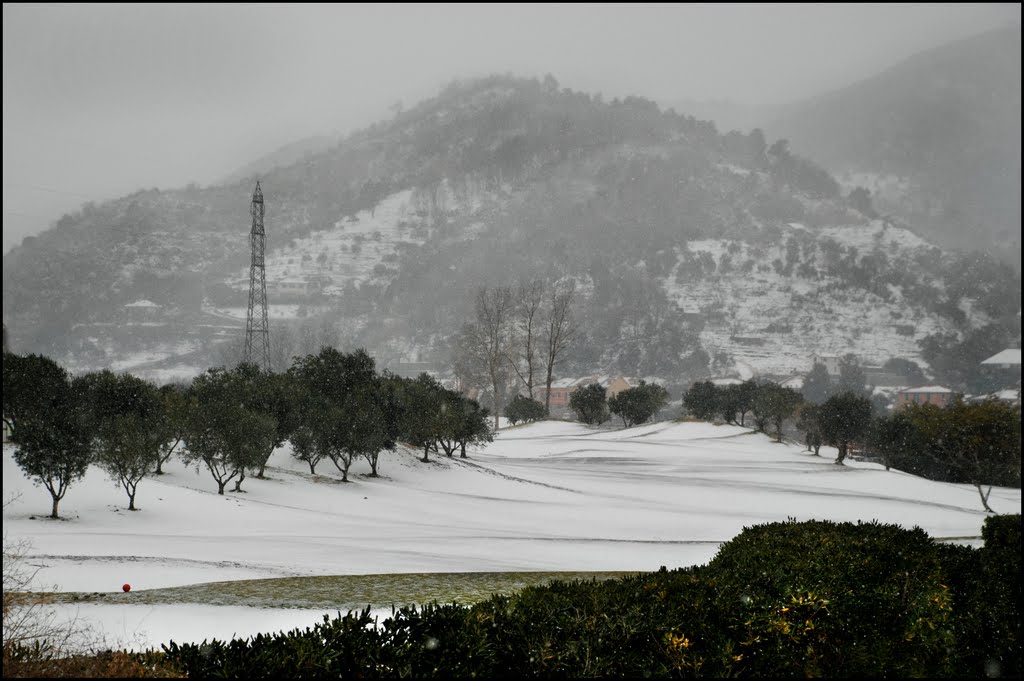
[541,279,577,415]
[214,335,246,368]
[456,285,514,429]
[506,280,545,399]
[268,322,297,373]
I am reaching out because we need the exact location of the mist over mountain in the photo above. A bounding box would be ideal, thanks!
[3,70,1019,392]
[764,27,1021,267]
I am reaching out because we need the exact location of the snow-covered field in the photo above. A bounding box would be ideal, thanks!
[3,420,1019,652]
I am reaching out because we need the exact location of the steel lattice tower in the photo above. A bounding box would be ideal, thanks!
[244,180,270,369]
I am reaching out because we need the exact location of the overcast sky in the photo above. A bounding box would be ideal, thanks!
[3,3,1020,253]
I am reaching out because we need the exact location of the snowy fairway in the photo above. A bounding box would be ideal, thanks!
[3,420,1020,651]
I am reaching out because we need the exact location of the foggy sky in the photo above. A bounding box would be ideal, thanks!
[3,3,1020,254]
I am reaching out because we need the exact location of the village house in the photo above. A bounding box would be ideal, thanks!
[810,354,843,377]
[981,348,1022,370]
[268,279,322,299]
[537,375,655,414]
[123,299,162,322]
[894,386,959,410]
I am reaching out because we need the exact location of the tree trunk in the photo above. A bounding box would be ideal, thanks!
[50,496,60,519]
[460,442,467,458]
[976,483,995,513]
[233,468,246,492]
[217,481,226,495]
[309,461,317,475]
[257,449,272,478]
[123,479,139,511]
[155,458,164,475]
[421,444,430,463]
[544,369,554,416]
[835,442,847,465]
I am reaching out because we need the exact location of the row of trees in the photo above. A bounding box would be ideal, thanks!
[569,381,670,428]
[453,280,577,425]
[683,380,806,443]
[865,400,1021,513]
[3,349,493,518]
[682,378,1021,512]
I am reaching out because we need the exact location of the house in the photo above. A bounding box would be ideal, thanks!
[268,279,321,299]
[124,299,162,321]
[895,386,959,410]
[536,375,651,413]
[967,389,1021,407]
[810,354,843,377]
[390,361,440,379]
[862,367,911,388]
[537,377,588,411]
[981,348,1022,370]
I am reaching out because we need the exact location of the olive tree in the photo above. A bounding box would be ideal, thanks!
[6,354,91,519]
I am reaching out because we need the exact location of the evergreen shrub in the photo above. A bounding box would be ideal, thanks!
[160,519,1022,678]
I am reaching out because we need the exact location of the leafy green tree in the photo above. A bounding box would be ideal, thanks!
[505,395,546,425]
[608,381,669,428]
[865,412,920,472]
[6,353,92,518]
[231,364,301,479]
[904,400,1020,512]
[2,352,72,442]
[795,403,824,456]
[390,373,446,462]
[802,362,832,404]
[718,381,757,426]
[819,392,873,465]
[154,383,189,475]
[837,354,868,396]
[289,421,327,475]
[290,348,394,479]
[436,390,493,458]
[454,397,492,458]
[682,380,719,421]
[751,382,803,441]
[181,368,277,495]
[75,370,165,511]
[13,416,93,519]
[570,383,609,425]
[881,357,927,386]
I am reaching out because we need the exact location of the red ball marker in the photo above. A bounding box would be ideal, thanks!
[122,583,131,593]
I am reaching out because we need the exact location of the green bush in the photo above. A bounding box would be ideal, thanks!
[703,519,958,677]
[505,395,546,425]
[161,519,1022,678]
[967,514,1021,678]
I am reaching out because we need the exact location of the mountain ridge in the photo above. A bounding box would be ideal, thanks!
[3,74,1019,393]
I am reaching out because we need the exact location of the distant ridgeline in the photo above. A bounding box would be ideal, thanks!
[2,74,1019,386]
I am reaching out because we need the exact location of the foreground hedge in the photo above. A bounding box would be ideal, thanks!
[157,515,1020,678]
